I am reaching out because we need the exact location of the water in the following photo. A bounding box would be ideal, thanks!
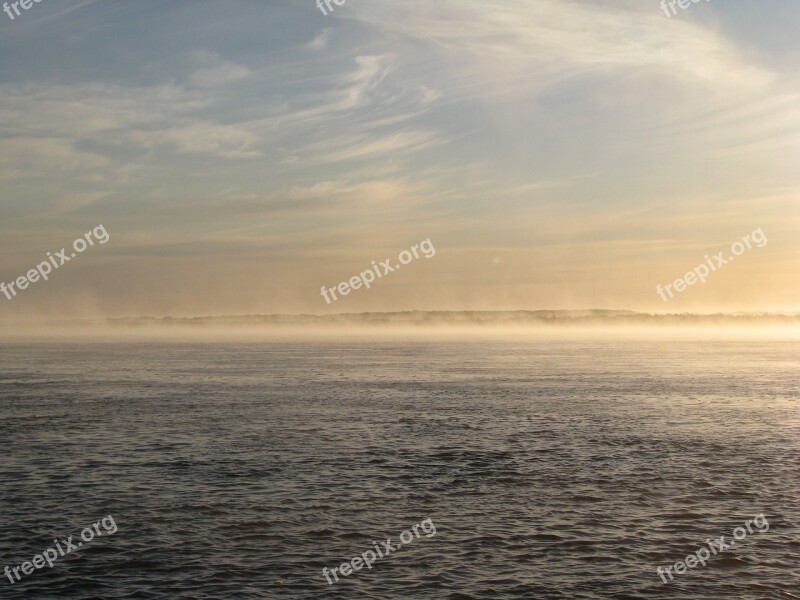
[1,337,798,598]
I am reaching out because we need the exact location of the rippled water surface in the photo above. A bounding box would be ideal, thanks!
[1,338,798,599]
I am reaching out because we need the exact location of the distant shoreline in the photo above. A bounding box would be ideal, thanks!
[43,310,800,328]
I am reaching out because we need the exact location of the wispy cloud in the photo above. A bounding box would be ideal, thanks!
[306,28,332,50]
[187,51,252,88]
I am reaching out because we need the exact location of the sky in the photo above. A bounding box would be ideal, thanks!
[0,0,798,320]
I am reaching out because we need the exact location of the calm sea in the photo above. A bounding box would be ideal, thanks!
[1,337,798,599]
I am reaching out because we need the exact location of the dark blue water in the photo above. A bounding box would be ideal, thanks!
[1,338,798,598]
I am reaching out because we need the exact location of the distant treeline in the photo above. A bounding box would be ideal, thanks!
[58,310,800,328]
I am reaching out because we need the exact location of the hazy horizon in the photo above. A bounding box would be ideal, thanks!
[4,310,800,343]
